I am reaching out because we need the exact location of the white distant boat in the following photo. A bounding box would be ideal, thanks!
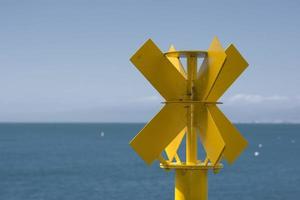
[100,131,105,137]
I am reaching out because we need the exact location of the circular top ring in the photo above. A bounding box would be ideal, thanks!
[164,50,207,58]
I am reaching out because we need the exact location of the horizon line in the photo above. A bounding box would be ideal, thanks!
[0,121,300,125]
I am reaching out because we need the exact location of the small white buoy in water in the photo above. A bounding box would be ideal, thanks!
[291,139,295,143]
[254,151,260,157]
[100,131,105,137]
[258,144,263,148]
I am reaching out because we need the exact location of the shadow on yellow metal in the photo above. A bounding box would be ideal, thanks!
[129,37,249,200]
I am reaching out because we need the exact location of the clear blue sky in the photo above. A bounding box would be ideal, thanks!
[0,0,299,123]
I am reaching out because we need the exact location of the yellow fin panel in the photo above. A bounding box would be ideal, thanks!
[130,104,187,165]
[196,37,226,100]
[206,44,248,101]
[130,39,187,101]
[165,127,186,161]
[167,45,187,79]
[207,105,248,164]
[196,105,225,165]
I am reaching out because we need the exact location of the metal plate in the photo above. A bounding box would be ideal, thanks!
[196,37,227,100]
[131,39,187,101]
[207,105,248,164]
[196,105,225,165]
[130,104,187,165]
[206,44,248,101]
[167,45,187,79]
[160,162,223,170]
[165,127,186,161]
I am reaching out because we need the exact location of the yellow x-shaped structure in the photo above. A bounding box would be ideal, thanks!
[129,37,248,166]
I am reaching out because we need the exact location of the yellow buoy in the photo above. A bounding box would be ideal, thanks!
[129,37,249,200]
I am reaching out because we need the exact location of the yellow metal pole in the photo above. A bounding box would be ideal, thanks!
[175,170,207,200]
[175,55,208,200]
[186,55,198,164]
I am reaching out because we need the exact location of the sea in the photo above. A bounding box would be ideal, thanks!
[0,123,299,200]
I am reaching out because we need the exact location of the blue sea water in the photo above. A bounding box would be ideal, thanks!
[0,123,299,200]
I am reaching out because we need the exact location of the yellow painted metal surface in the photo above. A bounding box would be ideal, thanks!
[208,105,248,164]
[196,37,227,100]
[130,104,186,165]
[175,170,207,200]
[186,56,198,164]
[167,45,187,79]
[206,44,248,101]
[165,50,207,58]
[130,39,187,101]
[160,162,223,170]
[196,105,225,165]
[165,127,186,161]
